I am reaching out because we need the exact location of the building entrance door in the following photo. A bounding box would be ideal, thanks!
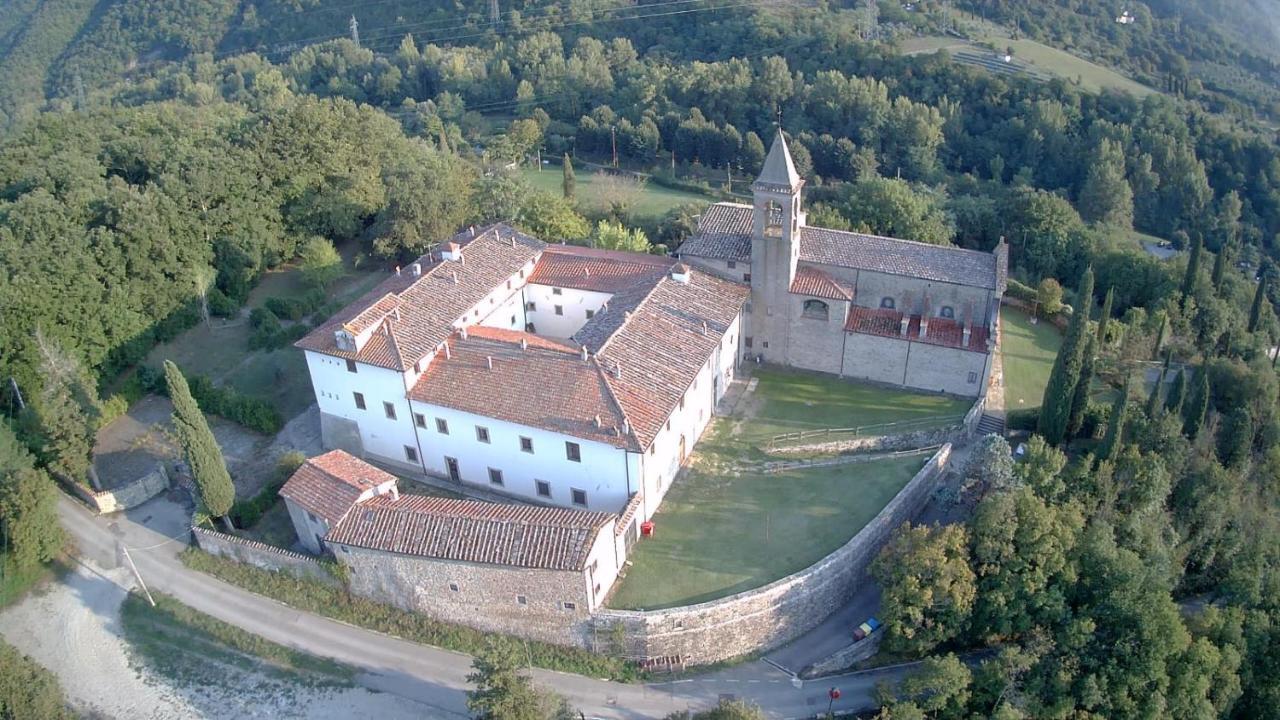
[445,456,460,482]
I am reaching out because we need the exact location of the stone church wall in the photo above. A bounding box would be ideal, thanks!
[783,295,849,375]
[903,342,990,397]
[591,445,950,664]
[841,333,912,386]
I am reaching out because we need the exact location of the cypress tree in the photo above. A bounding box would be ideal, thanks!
[1039,267,1094,445]
[562,153,575,199]
[1183,364,1210,439]
[1182,235,1203,299]
[1216,406,1253,468]
[1096,286,1114,345]
[1067,336,1097,438]
[164,361,236,528]
[1151,311,1167,360]
[1249,275,1267,333]
[1165,368,1187,415]
[1145,366,1165,418]
[1211,242,1229,291]
[1099,376,1130,461]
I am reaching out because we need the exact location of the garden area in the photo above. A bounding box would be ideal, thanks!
[1000,306,1063,414]
[520,165,713,225]
[607,368,964,610]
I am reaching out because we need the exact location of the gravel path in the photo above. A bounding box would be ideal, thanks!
[0,561,432,720]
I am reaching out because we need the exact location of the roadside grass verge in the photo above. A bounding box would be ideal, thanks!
[0,638,74,719]
[0,555,63,610]
[179,547,640,681]
[120,591,355,689]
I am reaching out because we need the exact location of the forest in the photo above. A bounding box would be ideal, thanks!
[1,1,1280,718]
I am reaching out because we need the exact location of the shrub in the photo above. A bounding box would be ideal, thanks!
[206,287,239,318]
[0,639,73,719]
[249,307,280,331]
[1005,278,1037,303]
[97,394,131,428]
[180,374,283,435]
[1006,408,1039,431]
[264,290,327,322]
[230,451,307,528]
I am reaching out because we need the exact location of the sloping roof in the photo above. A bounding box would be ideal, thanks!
[279,450,397,526]
[791,265,853,301]
[528,245,673,293]
[594,271,750,448]
[676,202,1000,290]
[754,129,802,192]
[843,308,990,353]
[408,327,638,450]
[296,224,545,370]
[676,202,753,262]
[326,494,613,571]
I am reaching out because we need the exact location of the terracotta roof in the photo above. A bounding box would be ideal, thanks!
[843,307,990,353]
[409,328,638,450]
[791,265,853,301]
[676,202,754,262]
[296,224,544,370]
[326,494,613,571]
[677,203,1000,289]
[529,245,673,293]
[279,450,397,526]
[845,306,905,338]
[595,271,750,448]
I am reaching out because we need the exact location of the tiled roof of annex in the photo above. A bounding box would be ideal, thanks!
[279,449,397,526]
[844,306,990,353]
[790,265,853,301]
[529,244,674,293]
[326,494,614,572]
[295,224,545,371]
[677,202,1001,290]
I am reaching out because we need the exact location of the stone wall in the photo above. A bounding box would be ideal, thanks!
[592,445,951,665]
[800,630,884,679]
[191,525,338,586]
[768,392,985,457]
[69,463,171,514]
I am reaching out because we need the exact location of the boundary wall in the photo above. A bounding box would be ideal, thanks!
[68,463,170,514]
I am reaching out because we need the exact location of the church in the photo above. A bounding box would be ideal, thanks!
[295,130,1004,527]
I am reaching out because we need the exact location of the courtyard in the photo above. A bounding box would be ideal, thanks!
[1000,307,1063,412]
[607,368,965,610]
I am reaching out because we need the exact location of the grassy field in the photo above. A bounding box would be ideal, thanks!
[608,439,927,610]
[146,256,383,421]
[743,366,973,448]
[520,165,712,223]
[1001,307,1063,412]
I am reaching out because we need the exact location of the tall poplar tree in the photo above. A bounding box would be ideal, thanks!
[164,361,235,529]
[1039,267,1093,445]
[561,154,575,200]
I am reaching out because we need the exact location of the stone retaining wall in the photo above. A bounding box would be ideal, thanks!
[801,630,884,679]
[191,525,338,586]
[770,394,986,457]
[592,444,951,665]
[69,463,171,514]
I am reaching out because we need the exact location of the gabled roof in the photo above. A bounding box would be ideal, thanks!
[528,245,673,293]
[754,129,803,193]
[326,494,614,571]
[791,265,854,301]
[296,224,545,370]
[279,450,397,526]
[677,202,1000,290]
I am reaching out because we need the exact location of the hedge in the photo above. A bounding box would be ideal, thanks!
[139,365,282,435]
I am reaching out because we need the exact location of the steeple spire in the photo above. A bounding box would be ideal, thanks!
[754,128,802,193]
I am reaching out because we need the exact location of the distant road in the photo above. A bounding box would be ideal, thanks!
[58,493,919,718]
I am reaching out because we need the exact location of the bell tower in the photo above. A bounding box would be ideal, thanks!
[749,129,805,358]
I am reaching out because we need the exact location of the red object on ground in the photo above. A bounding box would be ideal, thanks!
[829,688,842,700]
[640,521,655,537]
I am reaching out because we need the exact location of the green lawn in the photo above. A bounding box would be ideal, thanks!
[1005,39,1155,96]
[609,434,926,610]
[1001,307,1063,412]
[743,367,973,447]
[520,165,712,223]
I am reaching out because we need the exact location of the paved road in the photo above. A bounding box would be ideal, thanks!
[57,493,919,718]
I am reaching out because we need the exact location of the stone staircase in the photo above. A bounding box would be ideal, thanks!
[976,413,1006,436]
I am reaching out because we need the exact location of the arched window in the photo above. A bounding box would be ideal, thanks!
[802,299,829,320]
[880,297,896,310]
[764,201,783,237]
[940,305,955,319]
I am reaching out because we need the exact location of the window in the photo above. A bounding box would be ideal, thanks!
[536,480,551,497]
[763,341,770,349]
[510,315,516,325]
[571,488,587,506]
[435,418,449,434]
[520,436,534,453]
[525,322,537,333]
[345,359,357,373]
[554,305,564,316]
[488,468,504,486]
[940,305,956,319]
[881,297,896,309]
[744,302,752,314]
[586,309,595,319]
[449,583,459,592]
[967,371,979,384]
[307,511,319,524]
[566,442,581,462]
[745,337,753,348]
[404,445,418,463]
[507,280,512,289]
[383,402,397,420]
[414,413,426,428]
[743,273,752,282]
[353,392,366,410]
[476,426,490,443]
[517,595,527,605]
[727,260,737,269]
[562,601,577,610]
[552,287,563,295]
[802,299,830,321]
[679,397,685,411]
[526,301,537,311]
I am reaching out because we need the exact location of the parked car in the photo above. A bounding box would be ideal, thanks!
[852,617,881,641]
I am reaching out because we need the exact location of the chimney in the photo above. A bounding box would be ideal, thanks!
[919,294,931,339]
[451,271,458,284]
[441,242,462,261]
[624,311,632,323]
[520,338,528,351]
[622,418,630,435]
[701,320,708,336]
[444,341,451,359]
[581,345,589,361]
[594,415,602,428]
[395,265,401,276]
[613,361,622,379]
[460,326,468,340]
[899,314,910,337]
[486,356,493,371]
[670,263,691,284]
[469,226,476,237]
[410,262,422,277]
[584,267,591,276]
[459,252,466,265]
[382,319,392,335]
